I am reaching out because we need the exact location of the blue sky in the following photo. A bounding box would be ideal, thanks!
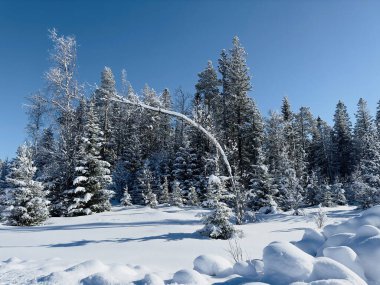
[1,0,380,159]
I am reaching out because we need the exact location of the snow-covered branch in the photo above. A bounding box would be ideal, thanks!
[110,95,235,187]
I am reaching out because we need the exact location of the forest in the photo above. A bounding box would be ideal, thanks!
[0,29,379,236]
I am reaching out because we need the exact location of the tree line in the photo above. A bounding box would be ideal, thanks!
[0,29,379,227]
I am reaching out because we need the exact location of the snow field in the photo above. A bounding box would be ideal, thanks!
[1,205,371,284]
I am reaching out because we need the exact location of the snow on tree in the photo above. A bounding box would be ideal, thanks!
[188,186,200,206]
[6,144,49,226]
[159,176,170,205]
[248,152,275,212]
[65,101,113,216]
[354,133,380,209]
[317,183,333,207]
[203,174,224,208]
[42,29,83,216]
[120,186,132,206]
[199,200,236,240]
[170,181,184,207]
[331,182,347,206]
[93,66,118,164]
[134,163,154,206]
[332,100,354,179]
[353,98,374,167]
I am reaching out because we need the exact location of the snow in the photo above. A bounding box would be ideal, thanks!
[193,255,233,277]
[172,269,208,285]
[2,205,378,285]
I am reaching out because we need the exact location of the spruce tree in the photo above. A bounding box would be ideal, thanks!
[6,144,49,226]
[332,100,353,179]
[120,186,132,206]
[170,181,184,207]
[65,101,113,216]
[159,176,170,205]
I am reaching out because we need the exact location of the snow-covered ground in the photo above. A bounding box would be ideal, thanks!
[0,205,364,284]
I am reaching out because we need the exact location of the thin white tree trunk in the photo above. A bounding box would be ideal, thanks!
[111,95,233,178]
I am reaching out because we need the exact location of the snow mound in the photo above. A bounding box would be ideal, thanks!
[172,269,208,285]
[143,273,165,285]
[263,241,314,284]
[193,254,233,277]
[322,246,365,279]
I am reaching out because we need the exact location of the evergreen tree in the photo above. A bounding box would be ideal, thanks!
[199,200,236,240]
[93,67,118,164]
[6,144,49,226]
[332,100,353,179]
[65,101,113,216]
[120,186,132,206]
[353,98,374,166]
[248,151,275,211]
[188,186,200,206]
[170,181,184,206]
[159,176,170,205]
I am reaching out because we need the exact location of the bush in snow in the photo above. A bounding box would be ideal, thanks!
[199,200,236,239]
[313,204,328,229]
[120,186,132,206]
[170,181,183,206]
[6,144,49,226]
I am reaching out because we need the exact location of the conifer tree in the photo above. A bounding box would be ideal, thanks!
[170,181,184,206]
[65,101,113,216]
[332,100,353,179]
[6,144,49,226]
[159,176,170,205]
[188,186,200,206]
[93,67,118,164]
[120,186,132,206]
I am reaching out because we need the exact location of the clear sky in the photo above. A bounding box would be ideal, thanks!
[1,0,380,159]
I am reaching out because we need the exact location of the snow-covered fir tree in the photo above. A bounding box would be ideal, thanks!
[159,176,170,205]
[65,101,113,216]
[6,144,49,226]
[188,186,200,206]
[120,186,132,206]
[170,181,184,207]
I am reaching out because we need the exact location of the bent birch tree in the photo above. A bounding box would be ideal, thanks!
[110,95,244,224]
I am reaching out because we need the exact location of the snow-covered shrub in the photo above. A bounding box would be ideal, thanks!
[6,144,49,226]
[199,201,236,239]
[314,205,328,229]
[226,237,244,263]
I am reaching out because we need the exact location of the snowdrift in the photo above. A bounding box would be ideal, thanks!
[1,206,380,284]
[187,206,380,285]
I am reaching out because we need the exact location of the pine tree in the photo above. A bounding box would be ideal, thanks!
[248,151,275,211]
[331,182,347,205]
[376,100,380,136]
[199,200,236,240]
[120,186,132,206]
[188,186,200,206]
[170,181,184,207]
[353,98,374,166]
[6,144,49,226]
[65,101,113,216]
[159,176,170,205]
[332,100,353,179]
[93,67,118,164]
[195,60,220,116]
